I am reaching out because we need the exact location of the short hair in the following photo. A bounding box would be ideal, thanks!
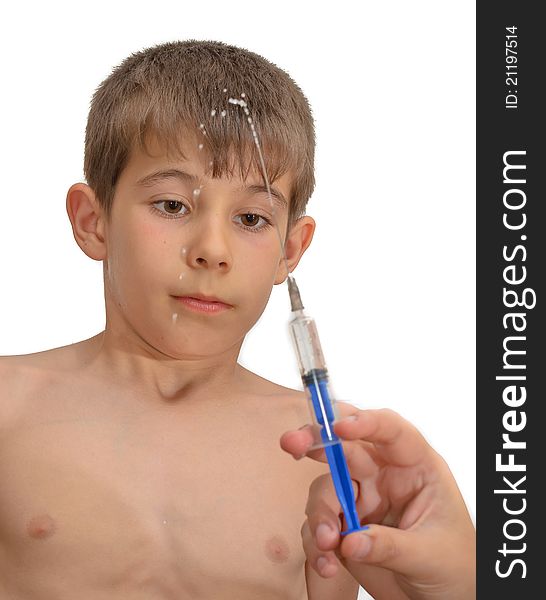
[84,40,315,226]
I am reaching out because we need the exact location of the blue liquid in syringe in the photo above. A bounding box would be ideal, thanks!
[303,368,365,535]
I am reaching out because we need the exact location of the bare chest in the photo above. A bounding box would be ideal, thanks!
[0,398,310,599]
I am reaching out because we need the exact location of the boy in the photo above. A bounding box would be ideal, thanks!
[0,40,360,599]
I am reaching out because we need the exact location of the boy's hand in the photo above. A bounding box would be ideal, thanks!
[280,404,476,600]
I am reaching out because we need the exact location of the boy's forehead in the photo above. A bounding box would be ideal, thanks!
[124,134,294,201]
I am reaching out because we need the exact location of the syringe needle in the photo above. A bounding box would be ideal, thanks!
[287,276,303,312]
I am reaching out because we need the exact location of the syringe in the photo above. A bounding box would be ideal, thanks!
[287,276,367,536]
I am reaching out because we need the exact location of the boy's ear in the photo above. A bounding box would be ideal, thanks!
[66,183,107,261]
[274,216,316,284]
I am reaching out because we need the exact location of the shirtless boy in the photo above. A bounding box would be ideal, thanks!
[1,40,478,600]
[0,41,360,599]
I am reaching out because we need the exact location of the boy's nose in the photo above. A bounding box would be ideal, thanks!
[184,217,232,272]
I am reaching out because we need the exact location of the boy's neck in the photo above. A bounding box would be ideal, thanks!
[85,329,246,405]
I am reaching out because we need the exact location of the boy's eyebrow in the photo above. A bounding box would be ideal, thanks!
[136,169,288,210]
[241,184,288,210]
[136,168,198,187]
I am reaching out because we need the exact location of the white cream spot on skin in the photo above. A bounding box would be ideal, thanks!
[181,247,187,256]
[172,313,178,324]
[178,273,184,280]
[193,188,201,199]
[198,143,204,150]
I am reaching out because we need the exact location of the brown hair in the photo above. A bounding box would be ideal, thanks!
[84,40,315,227]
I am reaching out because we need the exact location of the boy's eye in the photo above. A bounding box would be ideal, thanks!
[152,200,188,217]
[236,213,271,231]
[241,214,260,227]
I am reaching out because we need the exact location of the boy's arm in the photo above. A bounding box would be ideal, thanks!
[305,558,360,600]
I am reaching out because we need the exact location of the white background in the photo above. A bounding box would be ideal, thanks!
[0,2,475,598]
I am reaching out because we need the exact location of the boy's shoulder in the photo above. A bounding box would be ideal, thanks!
[0,353,35,433]
[0,338,87,372]
[0,342,84,431]
[235,366,310,419]
[238,365,304,397]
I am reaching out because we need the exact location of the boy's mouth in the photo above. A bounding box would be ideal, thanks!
[172,294,233,313]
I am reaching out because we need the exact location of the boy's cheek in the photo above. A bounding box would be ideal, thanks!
[106,246,166,309]
[241,267,279,307]
[237,247,281,279]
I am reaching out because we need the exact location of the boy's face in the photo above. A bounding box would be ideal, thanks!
[85,137,313,360]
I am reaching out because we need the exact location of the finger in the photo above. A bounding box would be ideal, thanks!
[280,429,382,491]
[305,473,362,551]
[333,408,432,466]
[301,519,342,578]
[340,524,424,576]
[279,401,360,459]
[279,425,321,460]
[334,401,361,419]
[305,474,343,550]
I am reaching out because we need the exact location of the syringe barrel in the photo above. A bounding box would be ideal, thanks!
[289,311,327,374]
[289,312,340,450]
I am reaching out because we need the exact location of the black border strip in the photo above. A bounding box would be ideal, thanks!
[477,3,544,596]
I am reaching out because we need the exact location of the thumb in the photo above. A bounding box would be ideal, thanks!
[340,524,424,576]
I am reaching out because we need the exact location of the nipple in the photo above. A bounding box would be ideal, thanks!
[264,535,290,564]
[27,514,57,540]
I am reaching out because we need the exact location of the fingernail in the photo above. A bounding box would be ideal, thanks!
[353,533,372,560]
[294,443,311,460]
[316,523,336,544]
[338,415,358,423]
[317,556,329,573]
